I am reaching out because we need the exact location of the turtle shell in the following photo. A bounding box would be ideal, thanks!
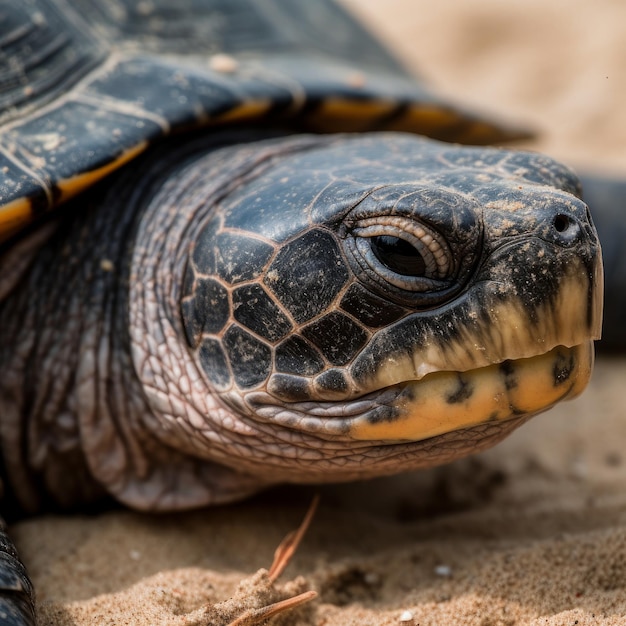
[0,0,528,241]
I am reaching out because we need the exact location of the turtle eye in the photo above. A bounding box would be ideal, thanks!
[347,216,453,294]
[370,235,426,277]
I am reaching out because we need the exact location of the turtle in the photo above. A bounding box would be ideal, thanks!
[0,0,609,623]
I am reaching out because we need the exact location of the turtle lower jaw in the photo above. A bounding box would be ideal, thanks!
[349,342,594,442]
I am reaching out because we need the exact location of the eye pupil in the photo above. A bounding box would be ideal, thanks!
[370,235,426,277]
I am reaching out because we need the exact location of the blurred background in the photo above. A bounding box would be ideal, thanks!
[342,0,626,173]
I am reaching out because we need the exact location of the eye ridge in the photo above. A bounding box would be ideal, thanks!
[370,235,427,277]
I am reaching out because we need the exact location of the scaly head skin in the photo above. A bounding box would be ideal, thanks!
[130,132,602,498]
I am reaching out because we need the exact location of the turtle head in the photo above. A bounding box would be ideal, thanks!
[176,133,602,481]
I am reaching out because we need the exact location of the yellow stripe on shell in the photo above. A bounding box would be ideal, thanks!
[384,104,462,133]
[0,141,150,242]
[304,99,528,142]
[305,98,398,132]
[212,100,273,124]
[0,101,271,238]
[58,140,149,203]
[316,99,398,119]
[350,342,593,442]
[0,197,35,242]
[384,104,532,143]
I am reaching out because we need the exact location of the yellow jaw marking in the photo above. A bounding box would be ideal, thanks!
[350,342,593,442]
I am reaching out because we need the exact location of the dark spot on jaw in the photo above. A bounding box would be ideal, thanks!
[366,404,400,424]
[553,350,575,386]
[499,360,517,391]
[446,375,474,404]
[401,384,416,402]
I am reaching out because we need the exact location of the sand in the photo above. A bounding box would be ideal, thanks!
[10,1,626,624]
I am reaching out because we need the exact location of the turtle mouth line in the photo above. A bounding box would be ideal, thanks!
[255,342,594,445]
[349,342,594,442]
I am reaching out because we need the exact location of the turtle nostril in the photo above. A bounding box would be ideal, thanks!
[550,212,583,246]
[553,214,571,233]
